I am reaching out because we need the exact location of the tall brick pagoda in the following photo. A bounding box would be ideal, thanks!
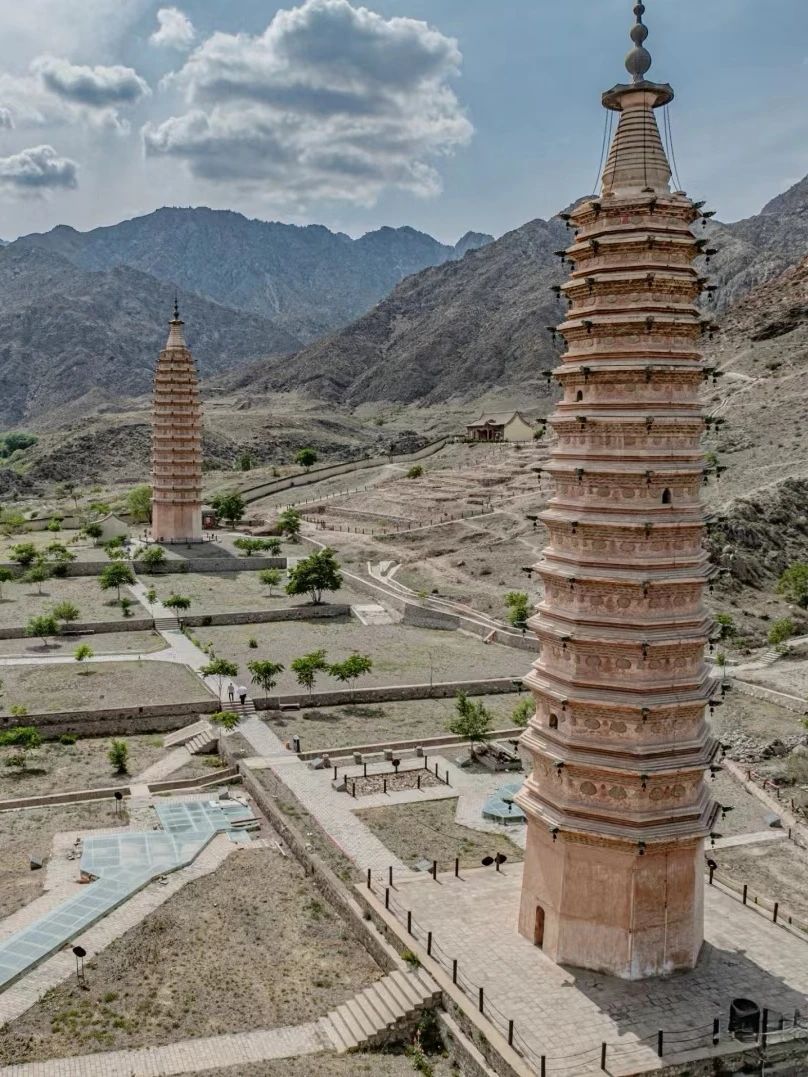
[151,301,203,543]
[515,4,719,979]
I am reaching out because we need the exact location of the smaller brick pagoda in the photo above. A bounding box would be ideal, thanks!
[151,301,203,543]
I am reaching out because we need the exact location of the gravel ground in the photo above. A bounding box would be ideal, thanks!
[350,769,443,797]
[267,694,525,753]
[0,848,382,1064]
[714,840,808,923]
[357,799,523,871]
[739,657,808,703]
[0,733,172,799]
[0,801,128,918]
[203,622,522,696]
[709,770,776,837]
[150,572,362,615]
[709,690,804,744]
[0,577,136,630]
[0,630,164,658]
[0,660,210,714]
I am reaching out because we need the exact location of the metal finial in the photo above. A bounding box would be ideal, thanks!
[625,2,652,83]
[172,295,180,322]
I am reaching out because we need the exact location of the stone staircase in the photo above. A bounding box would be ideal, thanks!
[185,722,218,755]
[319,968,440,1053]
[153,616,180,631]
[229,699,258,719]
[164,719,213,749]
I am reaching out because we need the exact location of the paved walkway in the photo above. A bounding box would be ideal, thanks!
[0,1020,327,1077]
[133,746,193,785]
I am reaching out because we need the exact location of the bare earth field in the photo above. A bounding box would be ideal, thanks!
[0,629,164,657]
[0,733,203,799]
[0,801,128,918]
[715,840,808,923]
[0,576,135,630]
[176,1053,458,1077]
[708,690,804,744]
[267,694,524,752]
[202,621,523,695]
[0,848,382,1065]
[737,656,808,702]
[708,771,775,837]
[149,571,362,615]
[0,660,209,714]
[357,799,524,871]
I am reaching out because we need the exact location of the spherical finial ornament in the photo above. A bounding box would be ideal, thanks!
[625,0,652,82]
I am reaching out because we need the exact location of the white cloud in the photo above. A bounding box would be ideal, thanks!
[144,0,472,205]
[32,55,150,109]
[0,107,14,130]
[0,144,78,192]
[150,7,196,50]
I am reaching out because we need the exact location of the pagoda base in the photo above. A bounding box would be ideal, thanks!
[517,822,704,979]
[152,502,202,544]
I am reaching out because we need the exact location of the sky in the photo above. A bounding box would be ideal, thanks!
[0,0,807,244]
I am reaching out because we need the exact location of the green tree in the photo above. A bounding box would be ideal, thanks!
[769,618,796,649]
[85,522,104,544]
[715,613,737,640]
[52,600,80,628]
[264,537,282,555]
[259,568,283,595]
[238,453,253,472]
[285,547,342,605]
[46,542,76,577]
[140,545,167,571]
[164,594,191,623]
[448,692,493,758]
[247,659,285,704]
[127,484,152,523]
[406,465,423,479]
[0,566,13,599]
[24,562,52,595]
[234,537,267,557]
[108,739,129,774]
[200,657,239,702]
[146,587,157,605]
[328,653,373,698]
[291,649,328,695]
[119,596,134,617]
[99,562,135,601]
[504,591,529,629]
[277,507,301,540]
[211,491,245,527]
[210,710,242,731]
[74,643,94,663]
[512,697,534,727]
[89,501,111,517]
[26,613,58,648]
[777,563,808,609]
[295,447,318,471]
[9,542,38,567]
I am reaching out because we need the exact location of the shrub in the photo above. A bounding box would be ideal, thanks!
[715,613,737,640]
[512,697,534,727]
[47,517,61,532]
[140,545,167,571]
[295,447,318,470]
[248,637,258,649]
[9,542,38,567]
[504,591,529,628]
[59,733,78,745]
[406,465,423,479]
[210,710,241,731]
[259,568,282,595]
[777,563,808,609]
[768,618,796,648]
[9,704,28,717]
[74,643,94,663]
[0,726,40,748]
[108,739,129,774]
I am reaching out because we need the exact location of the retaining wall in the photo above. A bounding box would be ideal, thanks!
[0,556,287,578]
[298,726,524,762]
[258,677,522,711]
[0,700,219,739]
[0,618,154,641]
[730,677,807,715]
[184,604,350,628]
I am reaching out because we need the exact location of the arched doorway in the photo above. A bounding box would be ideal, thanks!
[534,905,545,948]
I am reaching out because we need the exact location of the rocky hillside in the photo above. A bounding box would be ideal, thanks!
[228,216,569,405]
[0,246,298,425]
[12,207,492,344]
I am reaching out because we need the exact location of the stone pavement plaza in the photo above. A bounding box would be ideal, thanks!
[392,864,808,1075]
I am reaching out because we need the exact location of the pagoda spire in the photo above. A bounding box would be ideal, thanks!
[166,294,187,349]
[625,2,652,83]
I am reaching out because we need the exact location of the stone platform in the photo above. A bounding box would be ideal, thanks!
[392,865,808,1074]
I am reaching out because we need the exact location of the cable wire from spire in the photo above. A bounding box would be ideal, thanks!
[663,104,684,192]
[592,109,613,195]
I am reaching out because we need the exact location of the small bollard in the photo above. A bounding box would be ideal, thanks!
[600,1043,607,1071]
[452,958,458,984]
[351,781,356,798]
[478,986,484,1014]
[385,887,390,910]
[383,778,387,795]
[366,868,371,889]
[333,765,338,780]
[742,883,748,905]
[407,910,412,935]
[508,1019,514,1047]
[417,774,422,791]
[657,1030,663,1057]
[363,762,368,777]
[761,1008,769,1045]
[712,1017,720,1045]
[709,865,714,885]
[435,762,439,778]
[454,857,459,878]
[388,865,393,887]
[773,902,779,923]
[541,1057,546,1077]
[431,860,437,880]
[427,931,432,956]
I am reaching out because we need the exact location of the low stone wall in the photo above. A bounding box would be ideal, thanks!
[730,676,807,715]
[0,784,130,812]
[184,603,350,628]
[0,700,219,739]
[0,556,287,578]
[0,618,154,641]
[257,677,522,711]
[298,726,524,762]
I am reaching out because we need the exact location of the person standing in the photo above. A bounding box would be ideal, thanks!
[238,684,247,705]
[227,681,235,704]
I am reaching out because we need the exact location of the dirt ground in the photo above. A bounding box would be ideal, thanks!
[150,572,363,615]
[0,660,210,714]
[0,848,383,1065]
[0,576,138,630]
[0,733,174,799]
[0,630,164,658]
[357,799,523,871]
[709,770,777,837]
[737,656,808,702]
[714,839,808,923]
[708,690,804,744]
[175,1052,459,1077]
[0,801,128,918]
[202,621,523,696]
[265,694,524,752]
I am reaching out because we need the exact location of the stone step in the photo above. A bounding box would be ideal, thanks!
[163,719,212,748]
[356,984,395,1027]
[323,970,439,1055]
